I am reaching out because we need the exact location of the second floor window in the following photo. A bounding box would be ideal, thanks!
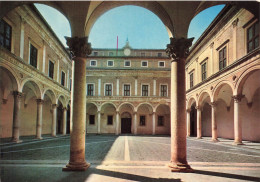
[105,84,112,96]
[141,61,148,67]
[142,85,148,96]
[89,115,95,125]
[161,85,167,97]
[48,60,54,79]
[0,20,12,51]
[159,61,165,67]
[124,60,131,67]
[107,60,114,67]
[93,51,98,56]
[61,71,65,86]
[247,21,259,53]
[140,116,146,126]
[219,46,226,70]
[141,52,145,57]
[124,84,130,96]
[30,44,38,68]
[87,84,94,96]
[190,72,194,88]
[90,60,97,66]
[201,62,207,81]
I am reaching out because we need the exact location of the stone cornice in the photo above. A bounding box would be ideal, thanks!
[86,96,170,103]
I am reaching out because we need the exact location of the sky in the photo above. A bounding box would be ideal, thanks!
[35,4,225,49]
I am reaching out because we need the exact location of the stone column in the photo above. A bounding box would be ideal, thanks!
[116,111,120,135]
[166,37,193,172]
[233,95,243,145]
[63,36,92,171]
[133,112,137,135]
[12,91,23,143]
[36,99,44,139]
[186,109,191,137]
[152,112,156,135]
[97,111,101,134]
[210,102,219,142]
[196,106,202,139]
[52,104,57,137]
[62,107,67,135]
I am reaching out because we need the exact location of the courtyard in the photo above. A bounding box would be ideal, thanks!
[0,135,260,182]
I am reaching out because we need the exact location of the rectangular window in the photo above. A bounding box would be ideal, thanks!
[107,60,114,67]
[105,84,112,96]
[247,22,259,53]
[124,84,130,96]
[89,115,95,125]
[90,60,97,66]
[109,52,113,56]
[158,53,162,57]
[142,85,148,96]
[141,52,145,57]
[87,84,94,96]
[158,116,164,126]
[141,61,148,67]
[61,71,65,86]
[219,46,226,70]
[158,61,165,67]
[48,60,54,79]
[124,60,131,67]
[107,115,113,125]
[140,116,146,126]
[30,44,38,68]
[0,20,12,51]
[93,51,98,56]
[190,72,194,88]
[160,85,167,97]
[201,62,207,81]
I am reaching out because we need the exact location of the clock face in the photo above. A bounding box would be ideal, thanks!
[124,48,131,56]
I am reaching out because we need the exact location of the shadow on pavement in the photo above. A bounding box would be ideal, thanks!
[193,169,260,181]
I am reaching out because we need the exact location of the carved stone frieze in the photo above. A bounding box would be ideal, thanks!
[65,36,92,58]
[166,37,194,61]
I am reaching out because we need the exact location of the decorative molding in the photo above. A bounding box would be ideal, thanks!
[232,18,239,27]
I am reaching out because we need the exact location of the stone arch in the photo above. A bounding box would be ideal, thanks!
[198,91,212,108]
[213,80,234,106]
[187,96,197,109]
[0,65,19,97]
[42,89,56,104]
[136,102,154,114]
[118,102,135,113]
[100,102,117,112]
[85,1,174,37]
[57,94,66,107]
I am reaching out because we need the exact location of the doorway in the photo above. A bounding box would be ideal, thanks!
[121,112,132,134]
[190,104,197,136]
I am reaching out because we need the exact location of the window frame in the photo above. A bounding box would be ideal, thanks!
[89,115,95,125]
[158,61,165,68]
[107,115,113,125]
[104,83,113,96]
[48,60,54,79]
[158,53,162,57]
[141,84,149,96]
[109,52,113,56]
[219,46,227,71]
[29,43,38,69]
[141,60,148,67]
[107,60,114,67]
[87,83,95,96]
[0,19,12,51]
[158,115,164,126]
[61,71,66,86]
[247,21,259,53]
[140,115,146,126]
[124,60,131,67]
[189,71,194,89]
[201,61,207,81]
[123,84,131,96]
[90,60,97,67]
[160,84,168,97]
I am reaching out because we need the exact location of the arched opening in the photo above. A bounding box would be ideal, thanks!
[66,104,70,134]
[42,90,55,135]
[0,66,18,138]
[86,103,98,134]
[121,112,132,134]
[190,103,197,137]
[57,100,63,135]
[155,104,170,135]
[199,92,212,137]
[136,104,153,135]
[100,103,116,134]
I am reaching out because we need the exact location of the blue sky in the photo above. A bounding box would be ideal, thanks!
[35,4,225,49]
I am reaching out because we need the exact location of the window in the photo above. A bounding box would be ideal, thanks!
[89,115,95,125]
[107,60,114,67]
[93,51,98,56]
[142,85,148,96]
[109,52,113,56]
[219,46,226,70]
[107,115,113,125]
[48,60,54,79]
[160,85,167,97]
[90,60,97,66]
[141,61,148,67]
[29,44,38,68]
[87,84,94,96]
[124,60,131,67]
[158,116,164,126]
[105,84,112,96]
[201,62,207,81]
[0,20,12,51]
[247,22,259,53]
[61,71,65,86]
[141,52,145,57]
[158,61,165,67]
[190,72,194,88]
[140,116,146,126]
[70,78,72,91]
[124,84,130,96]
[158,53,162,57]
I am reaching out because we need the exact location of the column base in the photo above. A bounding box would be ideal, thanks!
[36,137,43,140]
[11,138,22,143]
[196,136,202,139]
[63,161,90,171]
[211,138,219,142]
[168,162,193,172]
[232,141,244,145]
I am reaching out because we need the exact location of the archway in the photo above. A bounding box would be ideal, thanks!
[155,104,170,135]
[121,112,132,134]
[190,103,197,137]
[100,103,116,134]
[66,104,71,134]
[136,103,153,135]
[86,103,98,133]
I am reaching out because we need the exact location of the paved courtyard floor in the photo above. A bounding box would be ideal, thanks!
[0,135,260,182]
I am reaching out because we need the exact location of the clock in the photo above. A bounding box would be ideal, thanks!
[124,48,131,56]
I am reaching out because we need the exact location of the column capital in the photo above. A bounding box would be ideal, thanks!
[13,91,23,98]
[232,95,244,103]
[166,37,194,61]
[63,107,67,111]
[52,104,58,109]
[186,108,191,113]
[232,18,239,28]
[210,102,217,108]
[65,36,92,58]
[195,106,201,111]
[210,42,214,49]
[36,99,44,104]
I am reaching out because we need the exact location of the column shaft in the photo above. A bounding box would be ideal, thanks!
[12,91,23,143]
[186,110,190,137]
[97,111,101,134]
[62,108,67,135]
[116,112,119,135]
[196,107,202,139]
[152,112,156,135]
[52,104,57,136]
[134,113,137,134]
[211,103,218,142]
[233,96,243,145]
[36,99,43,139]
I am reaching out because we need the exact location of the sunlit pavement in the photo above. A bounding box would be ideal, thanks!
[0,135,260,182]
